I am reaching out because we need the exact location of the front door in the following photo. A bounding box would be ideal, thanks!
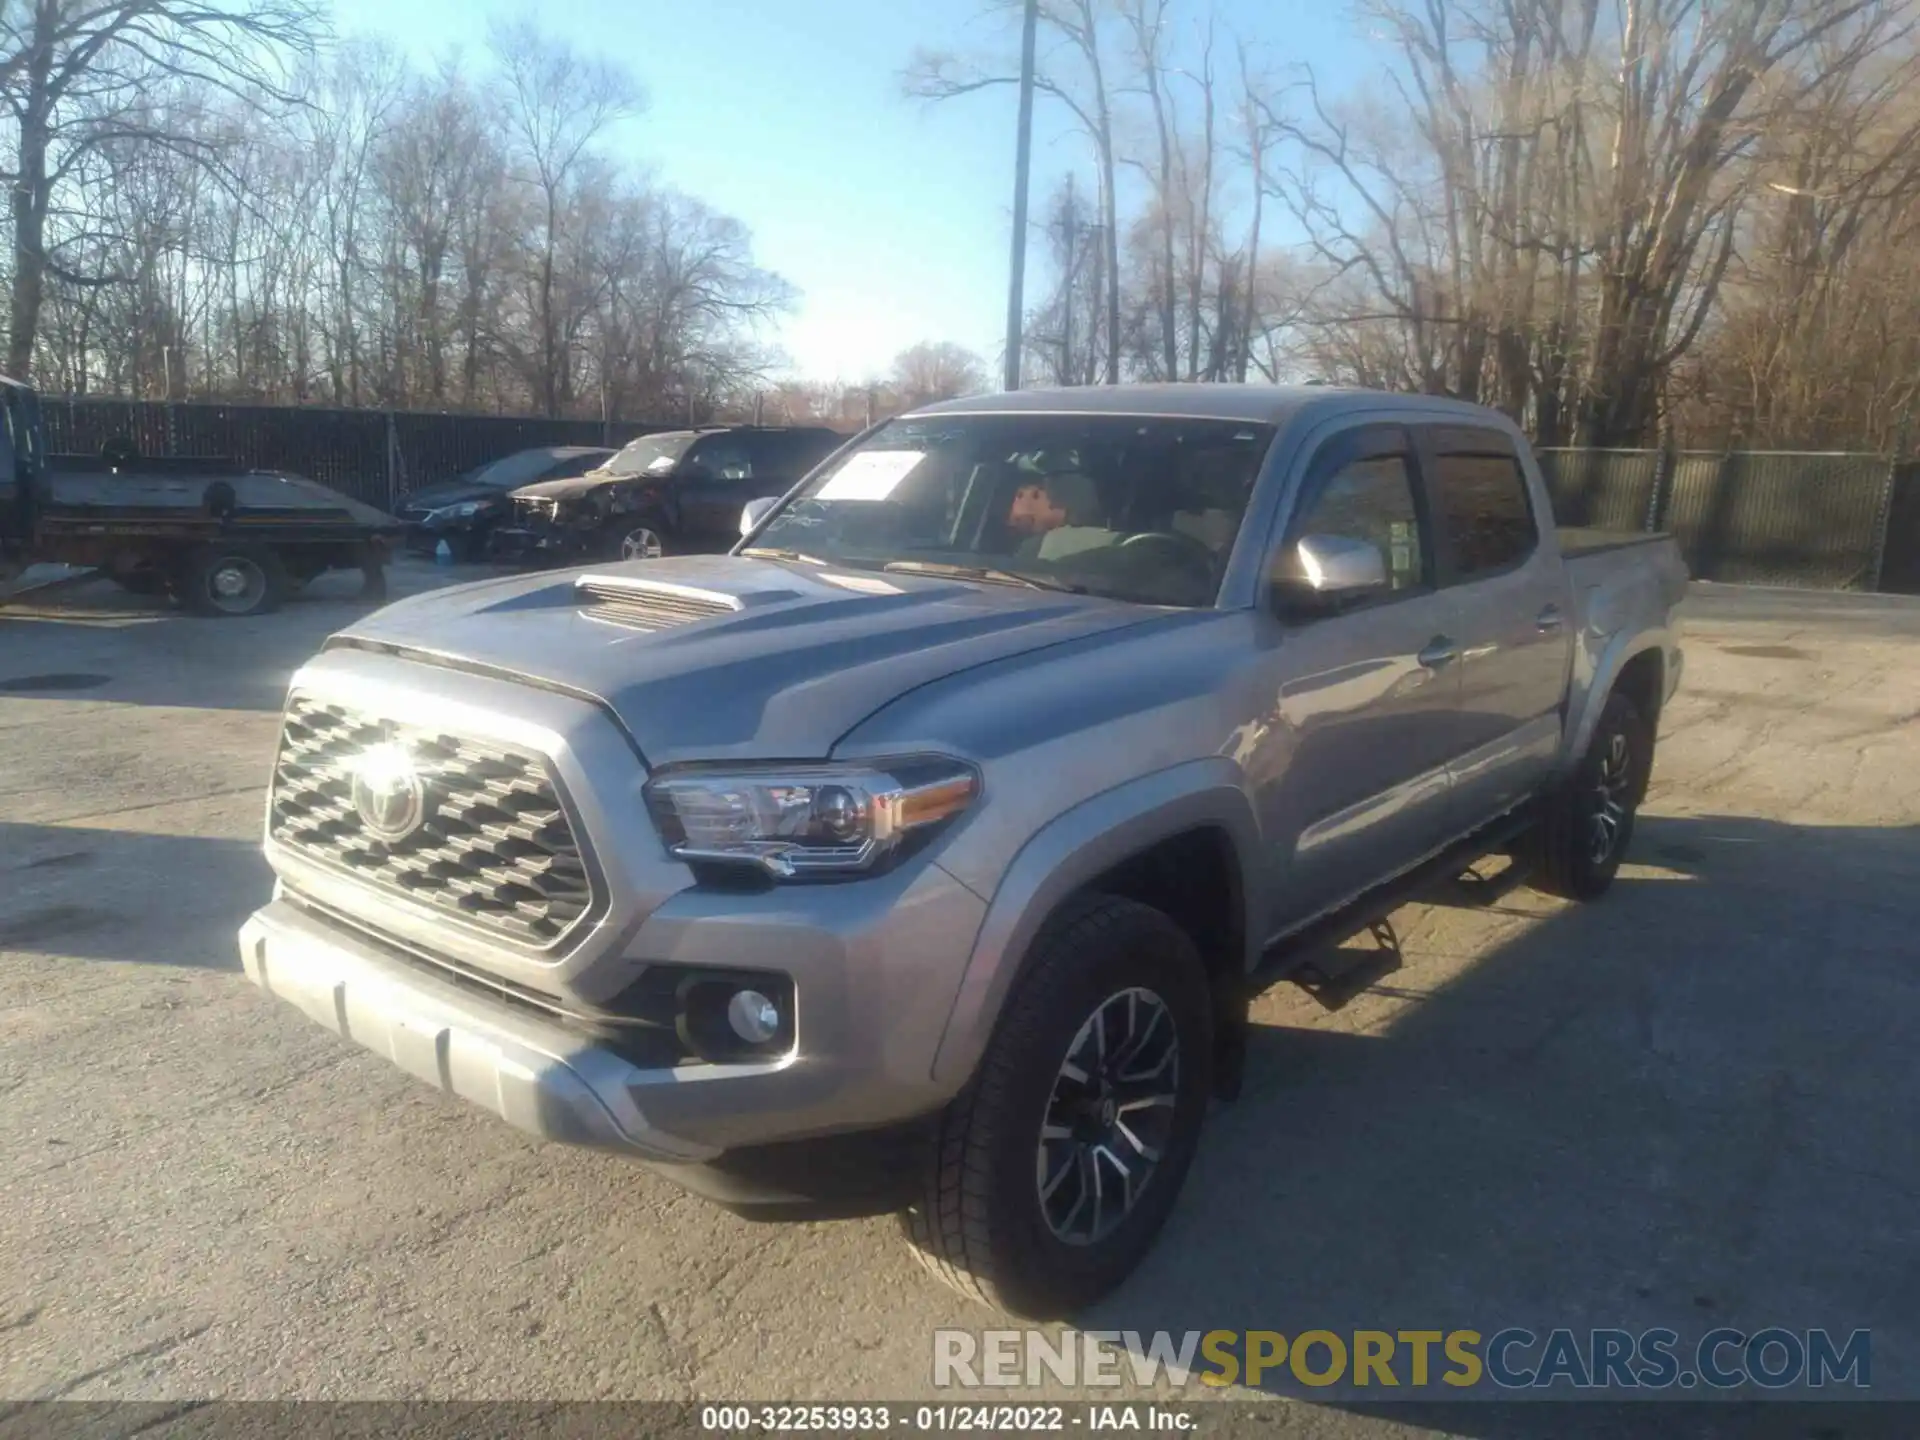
[1416,426,1576,829]
[676,434,759,547]
[1245,424,1468,939]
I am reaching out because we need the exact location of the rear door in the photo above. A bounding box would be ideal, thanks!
[1246,423,1468,937]
[1416,424,1575,829]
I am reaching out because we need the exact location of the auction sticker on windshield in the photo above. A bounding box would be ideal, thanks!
[816,450,924,501]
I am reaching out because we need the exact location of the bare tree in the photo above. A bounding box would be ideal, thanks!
[490,19,643,416]
[906,0,1123,383]
[0,0,321,377]
[893,341,988,405]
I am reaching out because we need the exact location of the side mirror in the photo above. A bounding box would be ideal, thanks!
[740,495,778,537]
[1269,533,1389,617]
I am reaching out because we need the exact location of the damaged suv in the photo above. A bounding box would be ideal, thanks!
[489,425,844,565]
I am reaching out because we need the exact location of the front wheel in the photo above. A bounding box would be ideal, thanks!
[609,519,673,562]
[900,895,1212,1318]
[1521,691,1651,900]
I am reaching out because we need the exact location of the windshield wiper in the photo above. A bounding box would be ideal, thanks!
[881,560,1087,594]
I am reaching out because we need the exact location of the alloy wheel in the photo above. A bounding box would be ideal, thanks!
[1589,729,1633,865]
[1036,986,1180,1247]
[620,526,665,561]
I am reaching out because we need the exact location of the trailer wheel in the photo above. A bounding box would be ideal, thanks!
[178,543,288,617]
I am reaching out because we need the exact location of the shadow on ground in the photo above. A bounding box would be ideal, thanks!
[0,821,264,969]
[1079,813,1920,1415]
[7,807,1916,1418]
[0,562,495,713]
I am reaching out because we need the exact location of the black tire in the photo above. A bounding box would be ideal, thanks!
[900,894,1213,1318]
[176,543,289,618]
[1521,691,1651,901]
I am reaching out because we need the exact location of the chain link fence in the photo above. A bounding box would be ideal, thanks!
[31,397,1920,593]
[38,397,675,510]
[1536,447,1914,593]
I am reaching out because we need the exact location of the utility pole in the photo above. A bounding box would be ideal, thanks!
[1003,0,1040,393]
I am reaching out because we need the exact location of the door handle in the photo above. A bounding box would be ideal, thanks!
[1536,605,1565,633]
[1417,637,1459,670]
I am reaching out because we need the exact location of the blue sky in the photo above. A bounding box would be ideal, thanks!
[328,0,1367,383]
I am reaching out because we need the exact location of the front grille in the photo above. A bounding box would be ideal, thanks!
[269,695,596,946]
[514,496,560,525]
[576,577,737,631]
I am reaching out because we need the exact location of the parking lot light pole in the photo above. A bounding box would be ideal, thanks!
[1004,0,1039,393]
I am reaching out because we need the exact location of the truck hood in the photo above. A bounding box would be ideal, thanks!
[398,479,513,510]
[511,472,629,502]
[331,555,1160,766]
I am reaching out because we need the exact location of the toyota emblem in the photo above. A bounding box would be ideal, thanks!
[349,742,427,843]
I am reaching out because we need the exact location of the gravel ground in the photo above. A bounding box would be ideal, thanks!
[2,568,1917,1432]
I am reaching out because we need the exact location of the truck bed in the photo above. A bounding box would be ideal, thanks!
[38,467,397,531]
[1558,525,1672,559]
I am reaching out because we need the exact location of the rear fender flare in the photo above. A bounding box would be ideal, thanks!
[1562,626,1673,771]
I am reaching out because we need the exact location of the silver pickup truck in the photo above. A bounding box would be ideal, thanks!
[240,385,1685,1317]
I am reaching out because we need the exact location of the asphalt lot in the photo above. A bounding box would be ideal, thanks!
[3,564,1918,1427]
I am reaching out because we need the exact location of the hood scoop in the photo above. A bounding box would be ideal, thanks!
[574,574,741,632]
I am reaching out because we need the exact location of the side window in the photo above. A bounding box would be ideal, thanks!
[1431,450,1536,577]
[746,432,802,480]
[686,435,754,482]
[791,432,840,474]
[1288,452,1427,594]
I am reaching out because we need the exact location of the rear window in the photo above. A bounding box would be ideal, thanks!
[1432,452,1536,576]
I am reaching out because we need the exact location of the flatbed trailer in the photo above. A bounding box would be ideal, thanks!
[1,379,401,617]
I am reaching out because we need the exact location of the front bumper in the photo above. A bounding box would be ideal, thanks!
[240,896,720,1161]
[244,646,991,1165]
[488,509,602,565]
[399,514,495,556]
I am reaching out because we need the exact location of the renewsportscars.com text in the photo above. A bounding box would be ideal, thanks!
[933,1327,1871,1392]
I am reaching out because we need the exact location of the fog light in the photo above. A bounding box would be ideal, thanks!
[727,989,781,1044]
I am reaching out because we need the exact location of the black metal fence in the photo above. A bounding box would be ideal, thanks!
[1536,447,1913,592]
[31,397,1920,593]
[38,397,672,510]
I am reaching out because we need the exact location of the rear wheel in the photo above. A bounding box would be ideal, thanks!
[900,895,1212,1318]
[1521,691,1650,900]
[177,543,288,618]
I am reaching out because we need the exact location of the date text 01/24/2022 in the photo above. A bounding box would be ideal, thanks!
[699,1404,1197,1431]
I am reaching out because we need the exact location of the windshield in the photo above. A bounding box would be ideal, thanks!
[470,449,571,490]
[599,432,699,478]
[743,413,1274,607]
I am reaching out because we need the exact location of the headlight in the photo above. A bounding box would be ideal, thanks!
[426,500,485,521]
[644,757,978,880]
